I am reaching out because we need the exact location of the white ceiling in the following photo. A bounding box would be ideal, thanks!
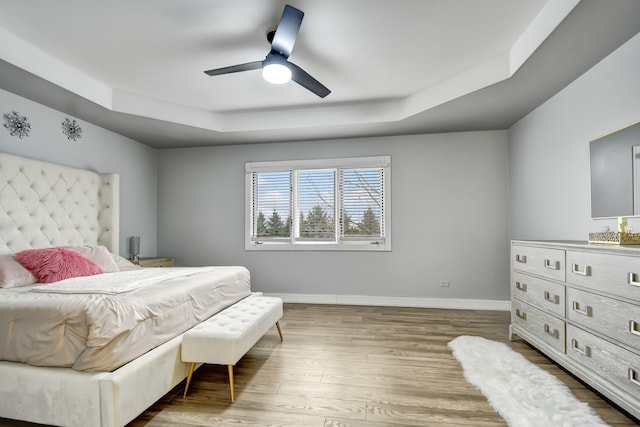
[0,0,639,148]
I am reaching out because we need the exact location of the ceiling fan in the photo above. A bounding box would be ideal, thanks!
[203,4,331,98]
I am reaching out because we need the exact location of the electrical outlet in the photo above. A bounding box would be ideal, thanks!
[440,280,450,287]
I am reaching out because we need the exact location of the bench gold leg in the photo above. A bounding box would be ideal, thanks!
[228,364,235,403]
[276,321,283,341]
[183,362,196,398]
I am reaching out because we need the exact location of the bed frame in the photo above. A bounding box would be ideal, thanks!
[0,152,193,426]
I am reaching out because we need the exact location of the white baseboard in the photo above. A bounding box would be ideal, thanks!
[262,293,510,311]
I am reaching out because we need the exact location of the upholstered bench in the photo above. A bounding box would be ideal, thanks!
[181,293,283,402]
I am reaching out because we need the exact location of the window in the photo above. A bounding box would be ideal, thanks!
[246,156,390,251]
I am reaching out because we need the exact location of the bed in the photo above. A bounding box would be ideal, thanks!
[0,152,251,426]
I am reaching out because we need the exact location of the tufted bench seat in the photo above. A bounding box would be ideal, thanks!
[181,293,283,402]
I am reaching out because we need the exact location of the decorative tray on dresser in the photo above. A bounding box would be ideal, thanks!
[510,240,640,420]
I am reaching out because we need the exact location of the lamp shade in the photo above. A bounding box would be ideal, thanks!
[129,236,140,260]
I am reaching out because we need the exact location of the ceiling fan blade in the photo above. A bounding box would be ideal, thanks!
[204,61,262,76]
[271,5,304,58]
[289,61,331,98]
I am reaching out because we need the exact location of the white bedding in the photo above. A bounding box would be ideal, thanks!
[30,266,221,294]
[0,266,251,371]
[0,152,255,426]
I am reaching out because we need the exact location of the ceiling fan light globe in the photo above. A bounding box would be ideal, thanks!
[262,63,292,84]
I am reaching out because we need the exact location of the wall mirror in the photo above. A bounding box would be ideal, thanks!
[590,120,640,219]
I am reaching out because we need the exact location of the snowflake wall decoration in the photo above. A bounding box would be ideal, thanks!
[61,118,82,141]
[3,111,31,139]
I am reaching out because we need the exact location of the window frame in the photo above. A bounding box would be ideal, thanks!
[245,156,391,251]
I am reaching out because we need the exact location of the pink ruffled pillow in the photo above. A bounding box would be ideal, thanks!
[15,247,103,283]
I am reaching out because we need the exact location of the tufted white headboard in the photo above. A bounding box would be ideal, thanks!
[0,152,119,255]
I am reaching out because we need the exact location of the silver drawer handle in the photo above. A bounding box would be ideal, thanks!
[629,369,640,387]
[572,301,592,317]
[571,263,591,276]
[630,320,640,337]
[515,254,527,263]
[544,259,560,270]
[628,273,640,287]
[515,309,526,320]
[515,281,527,292]
[544,291,560,305]
[571,338,591,357]
[543,324,559,339]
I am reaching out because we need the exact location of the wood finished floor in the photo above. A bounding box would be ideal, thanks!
[127,304,638,427]
[0,304,636,427]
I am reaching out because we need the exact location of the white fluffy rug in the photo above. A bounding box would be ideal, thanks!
[448,336,609,427]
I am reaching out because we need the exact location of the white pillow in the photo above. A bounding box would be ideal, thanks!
[113,254,141,271]
[70,245,120,273]
[0,254,37,288]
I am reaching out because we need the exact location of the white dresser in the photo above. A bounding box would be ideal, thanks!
[510,240,640,420]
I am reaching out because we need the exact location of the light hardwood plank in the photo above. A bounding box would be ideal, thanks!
[1,304,637,426]
[126,304,638,426]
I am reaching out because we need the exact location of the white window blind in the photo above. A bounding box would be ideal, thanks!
[246,156,390,251]
[252,171,291,241]
[340,167,384,241]
[296,169,335,241]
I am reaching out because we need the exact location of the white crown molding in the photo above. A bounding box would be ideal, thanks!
[0,1,577,135]
[263,293,510,311]
[0,27,113,109]
[509,0,581,74]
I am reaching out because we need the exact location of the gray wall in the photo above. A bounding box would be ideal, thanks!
[6,30,636,302]
[158,131,510,301]
[509,33,640,240]
[0,87,159,257]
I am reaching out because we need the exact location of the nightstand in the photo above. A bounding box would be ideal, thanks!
[131,257,174,267]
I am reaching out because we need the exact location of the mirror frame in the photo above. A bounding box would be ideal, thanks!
[590,120,640,219]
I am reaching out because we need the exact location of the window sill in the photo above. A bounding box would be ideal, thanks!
[245,242,391,251]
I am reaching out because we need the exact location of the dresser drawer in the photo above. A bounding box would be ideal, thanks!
[566,287,640,352]
[512,271,565,317]
[566,250,640,300]
[512,300,565,353]
[512,244,565,282]
[567,324,640,398]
